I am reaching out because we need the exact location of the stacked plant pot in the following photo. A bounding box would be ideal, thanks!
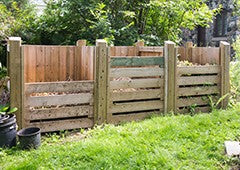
[0,114,17,147]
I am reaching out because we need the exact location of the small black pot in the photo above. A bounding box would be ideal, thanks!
[0,115,17,148]
[17,127,41,149]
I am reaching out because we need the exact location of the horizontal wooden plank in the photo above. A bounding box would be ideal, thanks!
[178,66,220,75]
[177,106,211,114]
[112,89,164,101]
[177,96,217,107]
[25,81,94,94]
[27,93,92,107]
[138,47,163,53]
[27,106,93,120]
[110,67,164,78]
[178,75,219,86]
[109,111,159,124]
[28,118,93,133]
[178,86,220,97]
[111,57,164,67]
[110,78,164,90]
[110,100,163,113]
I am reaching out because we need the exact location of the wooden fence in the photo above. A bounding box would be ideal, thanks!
[8,37,230,132]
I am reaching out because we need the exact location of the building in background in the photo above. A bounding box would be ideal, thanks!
[182,0,239,49]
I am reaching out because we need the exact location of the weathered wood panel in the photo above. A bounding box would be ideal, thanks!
[178,75,219,86]
[25,81,94,94]
[178,86,219,97]
[110,46,137,56]
[110,100,163,113]
[111,89,164,101]
[27,93,92,107]
[177,96,213,107]
[28,118,93,133]
[192,47,219,65]
[23,45,95,82]
[177,106,211,114]
[27,106,93,120]
[109,112,156,124]
[178,66,220,75]
[111,57,164,67]
[110,78,164,89]
[110,67,164,78]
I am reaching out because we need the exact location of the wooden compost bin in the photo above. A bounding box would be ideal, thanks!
[8,38,230,132]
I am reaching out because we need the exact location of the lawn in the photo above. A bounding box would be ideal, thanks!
[1,105,240,169]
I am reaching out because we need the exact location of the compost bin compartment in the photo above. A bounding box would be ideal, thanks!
[17,127,41,149]
[0,114,17,148]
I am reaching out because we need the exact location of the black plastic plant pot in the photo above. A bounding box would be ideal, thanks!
[17,127,41,150]
[0,118,17,148]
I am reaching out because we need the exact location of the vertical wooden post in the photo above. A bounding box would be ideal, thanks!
[220,41,230,109]
[76,40,86,80]
[9,37,24,128]
[94,40,108,125]
[76,40,86,46]
[185,42,193,62]
[135,40,144,56]
[164,41,177,114]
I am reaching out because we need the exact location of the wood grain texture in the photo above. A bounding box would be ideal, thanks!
[111,89,164,101]
[177,96,213,107]
[178,66,220,75]
[164,41,177,113]
[178,75,219,86]
[220,42,230,108]
[111,57,164,67]
[178,86,219,97]
[27,105,93,120]
[110,78,164,89]
[25,81,94,94]
[110,67,164,78]
[28,118,93,132]
[27,93,93,107]
[9,37,24,128]
[110,100,164,113]
[109,112,157,124]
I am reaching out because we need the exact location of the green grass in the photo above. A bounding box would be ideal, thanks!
[1,105,240,169]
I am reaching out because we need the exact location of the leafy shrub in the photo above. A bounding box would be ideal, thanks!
[230,36,240,104]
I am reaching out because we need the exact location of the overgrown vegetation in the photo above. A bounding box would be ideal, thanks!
[230,36,240,105]
[0,105,240,169]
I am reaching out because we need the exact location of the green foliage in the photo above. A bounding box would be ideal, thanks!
[0,0,37,66]
[1,105,240,169]
[0,105,17,115]
[33,0,218,46]
[230,36,240,104]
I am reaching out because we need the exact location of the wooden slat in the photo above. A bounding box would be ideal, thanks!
[112,89,164,101]
[25,81,94,94]
[138,47,163,53]
[192,47,219,65]
[109,112,157,124]
[27,105,93,120]
[36,46,45,82]
[110,78,164,90]
[110,67,164,78]
[28,118,93,133]
[109,46,137,56]
[178,66,220,75]
[27,93,92,107]
[110,100,163,113]
[111,57,164,67]
[177,106,211,114]
[178,75,219,86]
[177,96,217,107]
[178,86,220,97]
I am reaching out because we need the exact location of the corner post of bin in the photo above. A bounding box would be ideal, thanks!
[135,40,144,56]
[220,41,230,109]
[94,39,109,125]
[164,41,177,114]
[9,37,24,128]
